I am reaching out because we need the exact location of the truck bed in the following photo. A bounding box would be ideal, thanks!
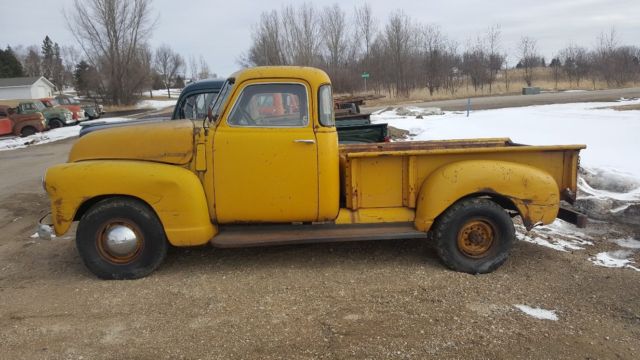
[338,138,585,212]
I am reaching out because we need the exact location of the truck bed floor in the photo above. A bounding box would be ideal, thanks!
[211,222,428,248]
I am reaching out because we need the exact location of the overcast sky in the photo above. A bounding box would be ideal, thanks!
[1,0,638,77]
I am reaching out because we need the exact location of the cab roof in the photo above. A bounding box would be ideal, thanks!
[229,66,331,88]
[0,99,37,107]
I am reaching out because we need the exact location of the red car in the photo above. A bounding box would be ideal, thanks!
[0,105,48,137]
[41,97,88,122]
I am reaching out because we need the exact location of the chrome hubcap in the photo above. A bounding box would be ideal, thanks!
[104,225,140,258]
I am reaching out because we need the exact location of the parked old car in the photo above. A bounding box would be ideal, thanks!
[42,66,586,280]
[0,99,73,129]
[53,95,102,120]
[0,104,47,137]
[41,96,87,122]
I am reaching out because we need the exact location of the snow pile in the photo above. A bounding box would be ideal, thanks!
[589,251,640,272]
[514,305,558,320]
[575,168,640,226]
[516,220,593,252]
[136,99,177,110]
[0,117,133,151]
[377,106,444,118]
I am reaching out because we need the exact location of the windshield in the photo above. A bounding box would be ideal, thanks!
[68,97,80,105]
[209,80,233,122]
[34,101,46,111]
[48,99,60,107]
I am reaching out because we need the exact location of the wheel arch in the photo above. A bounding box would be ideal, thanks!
[414,160,560,232]
[45,160,217,246]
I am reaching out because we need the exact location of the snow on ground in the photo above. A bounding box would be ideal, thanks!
[137,99,177,110]
[372,98,640,177]
[516,220,593,252]
[589,251,640,271]
[149,88,182,98]
[613,238,640,249]
[0,117,132,151]
[514,305,559,321]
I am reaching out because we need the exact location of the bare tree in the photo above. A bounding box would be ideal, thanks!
[66,0,156,105]
[23,46,42,77]
[188,55,198,81]
[154,45,184,98]
[382,11,417,97]
[198,55,210,80]
[462,37,489,92]
[281,3,322,66]
[519,36,539,87]
[420,25,456,96]
[243,10,286,67]
[560,44,589,87]
[354,3,376,59]
[320,4,350,89]
[486,25,504,94]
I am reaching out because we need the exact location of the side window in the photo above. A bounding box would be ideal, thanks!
[181,92,216,120]
[318,85,334,127]
[227,83,308,127]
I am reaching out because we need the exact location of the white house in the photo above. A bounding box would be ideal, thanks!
[0,76,56,100]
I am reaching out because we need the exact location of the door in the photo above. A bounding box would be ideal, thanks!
[213,81,319,223]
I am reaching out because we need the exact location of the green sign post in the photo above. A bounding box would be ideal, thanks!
[361,72,370,93]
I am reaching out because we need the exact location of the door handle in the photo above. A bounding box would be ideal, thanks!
[294,139,315,144]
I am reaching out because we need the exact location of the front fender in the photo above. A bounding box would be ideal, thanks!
[44,160,216,246]
[414,160,560,231]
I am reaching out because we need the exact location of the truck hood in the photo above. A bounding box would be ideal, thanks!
[69,119,195,165]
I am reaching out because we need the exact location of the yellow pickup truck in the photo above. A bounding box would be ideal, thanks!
[42,66,586,279]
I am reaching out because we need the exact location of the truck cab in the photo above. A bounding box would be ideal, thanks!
[43,66,586,280]
[0,104,47,137]
[0,99,71,129]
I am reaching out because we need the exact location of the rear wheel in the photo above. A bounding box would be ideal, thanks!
[76,197,168,279]
[432,198,515,274]
[49,118,64,129]
[20,126,36,137]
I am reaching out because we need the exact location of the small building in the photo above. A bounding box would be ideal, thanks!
[0,76,56,100]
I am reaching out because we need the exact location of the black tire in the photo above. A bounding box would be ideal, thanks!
[432,198,515,274]
[20,126,36,137]
[49,118,64,129]
[76,197,168,280]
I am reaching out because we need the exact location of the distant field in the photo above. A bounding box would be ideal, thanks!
[347,68,640,106]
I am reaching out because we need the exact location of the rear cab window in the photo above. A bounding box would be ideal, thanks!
[318,85,334,127]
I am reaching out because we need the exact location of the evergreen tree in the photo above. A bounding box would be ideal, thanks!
[52,42,65,90]
[0,46,25,78]
[73,60,91,94]
[41,35,54,79]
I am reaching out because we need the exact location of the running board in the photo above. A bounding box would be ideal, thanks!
[211,222,428,248]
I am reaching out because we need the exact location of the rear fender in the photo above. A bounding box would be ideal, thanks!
[44,160,216,246]
[414,160,560,231]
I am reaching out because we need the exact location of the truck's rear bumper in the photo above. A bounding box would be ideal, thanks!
[557,206,588,228]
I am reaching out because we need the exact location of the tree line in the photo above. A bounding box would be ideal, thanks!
[242,3,640,96]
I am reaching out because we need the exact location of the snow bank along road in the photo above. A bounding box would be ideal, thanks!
[0,100,639,359]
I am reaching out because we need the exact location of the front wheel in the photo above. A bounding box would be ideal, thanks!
[49,119,64,129]
[76,197,168,279]
[20,126,36,137]
[432,198,515,274]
